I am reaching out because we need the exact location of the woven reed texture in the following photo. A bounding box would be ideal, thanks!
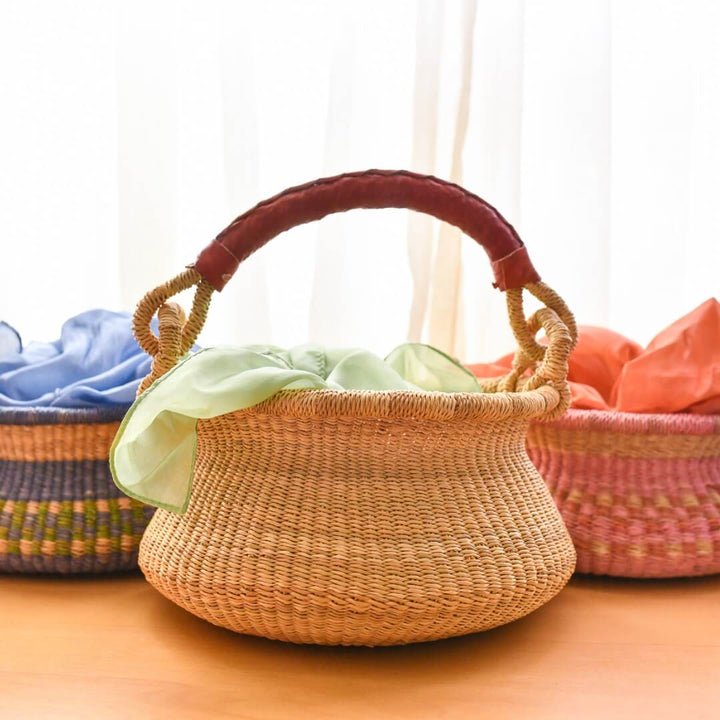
[527,409,720,578]
[0,408,154,574]
[140,390,576,646]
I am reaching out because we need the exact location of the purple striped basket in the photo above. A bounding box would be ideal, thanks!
[0,406,154,574]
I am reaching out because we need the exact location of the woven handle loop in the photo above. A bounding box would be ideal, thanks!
[136,302,187,395]
[506,282,577,360]
[480,304,574,418]
[133,269,213,359]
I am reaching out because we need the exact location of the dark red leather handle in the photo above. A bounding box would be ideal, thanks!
[191,169,540,292]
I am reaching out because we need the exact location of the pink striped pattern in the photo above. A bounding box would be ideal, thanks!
[527,410,720,578]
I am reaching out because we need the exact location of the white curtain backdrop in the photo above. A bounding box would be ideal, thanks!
[0,0,718,362]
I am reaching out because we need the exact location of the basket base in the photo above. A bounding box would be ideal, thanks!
[140,564,575,646]
[139,508,576,646]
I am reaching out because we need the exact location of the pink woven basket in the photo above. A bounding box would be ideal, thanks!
[527,409,720,578]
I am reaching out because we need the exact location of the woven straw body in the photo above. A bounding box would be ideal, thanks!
[0,407,154,574]
[528,409,720,578]
[140,388,576,646]
[133,170,580,645]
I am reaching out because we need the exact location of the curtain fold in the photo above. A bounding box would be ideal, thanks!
[406,0,444,344]
[426,0,477,359]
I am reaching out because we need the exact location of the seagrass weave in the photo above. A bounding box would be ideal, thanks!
[528,409,720,578]
[133,169,578,645]
[0,407,154,573]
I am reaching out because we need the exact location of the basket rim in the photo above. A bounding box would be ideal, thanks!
[0,386,564,426]
[543,407,720,436]
[0,405,129,426]
[228,385,563,422]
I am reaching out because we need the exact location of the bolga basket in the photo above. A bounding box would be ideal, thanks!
[0,406,154,573]
[527,409,720,578]
[133,169,578,646]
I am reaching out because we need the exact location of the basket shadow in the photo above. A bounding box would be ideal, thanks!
[0,568,142,582]
[143,584,565,688]
[571,572,720,594]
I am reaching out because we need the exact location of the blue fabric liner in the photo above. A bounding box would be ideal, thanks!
[0,321,21,356]
[0,310,154,409]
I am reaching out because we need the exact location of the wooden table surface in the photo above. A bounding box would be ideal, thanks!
[0,572,718,720]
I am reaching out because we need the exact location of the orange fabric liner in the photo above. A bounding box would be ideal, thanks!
[468,298,720,414]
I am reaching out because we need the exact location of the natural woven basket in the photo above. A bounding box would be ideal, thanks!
[0,406,154,573]
[134,169,577,645]
[528,409,720,578]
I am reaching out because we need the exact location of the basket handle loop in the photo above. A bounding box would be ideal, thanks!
[480,289,576,417]
[506,282,577,362]
[136,301,187,395]
[134,268,212,359]
[132,170,577,399]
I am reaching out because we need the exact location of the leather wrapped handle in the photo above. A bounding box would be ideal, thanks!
[191,169,540,292]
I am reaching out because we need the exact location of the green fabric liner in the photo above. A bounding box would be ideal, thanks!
[110,343,482,514]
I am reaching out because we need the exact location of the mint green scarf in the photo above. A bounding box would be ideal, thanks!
[110,343,481,513]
